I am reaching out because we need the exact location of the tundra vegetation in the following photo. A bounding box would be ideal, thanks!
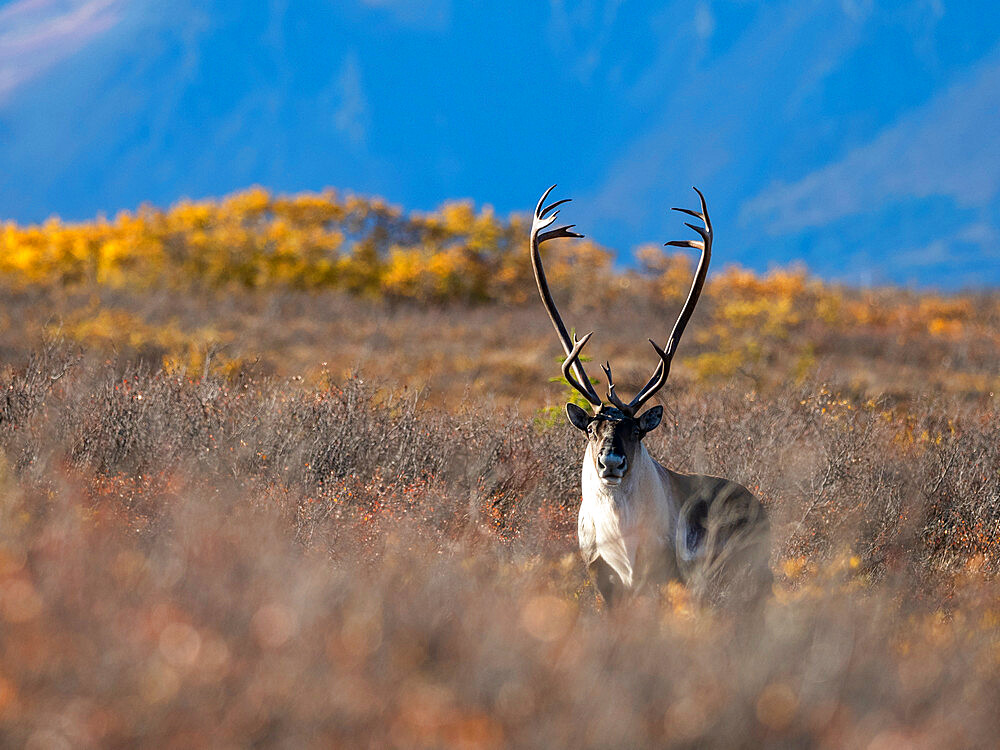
[0,188,998,747]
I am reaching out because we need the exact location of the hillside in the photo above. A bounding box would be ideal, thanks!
[2,187,998,403]
[0,187,998,747]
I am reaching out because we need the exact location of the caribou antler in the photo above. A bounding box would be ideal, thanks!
[531,185,713,415]
[530,185,603,409]
[627,186,713,413]
[561,331,598,404]
[600,361,633,414]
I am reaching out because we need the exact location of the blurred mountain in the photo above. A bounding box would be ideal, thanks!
[0,1,383,220]
[1,0,998,288]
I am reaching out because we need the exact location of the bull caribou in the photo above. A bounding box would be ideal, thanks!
[530,186,771,607]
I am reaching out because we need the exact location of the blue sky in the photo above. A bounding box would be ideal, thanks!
[1,0,999,287]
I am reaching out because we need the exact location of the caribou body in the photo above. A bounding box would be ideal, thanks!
[530,186,771,607]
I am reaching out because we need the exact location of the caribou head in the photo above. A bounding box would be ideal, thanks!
[530,184,713,486]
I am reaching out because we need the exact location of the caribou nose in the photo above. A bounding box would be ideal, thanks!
[599,453,621,469]
[598,452,626,476]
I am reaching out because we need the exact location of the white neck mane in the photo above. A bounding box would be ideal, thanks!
[579,443,677,590]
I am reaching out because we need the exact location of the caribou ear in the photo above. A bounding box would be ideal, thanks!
[638,405,663,434]
[566,403,592,431]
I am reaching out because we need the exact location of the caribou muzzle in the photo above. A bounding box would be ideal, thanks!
[597,450,628,483]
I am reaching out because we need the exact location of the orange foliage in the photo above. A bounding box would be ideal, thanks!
[4,185,999,390]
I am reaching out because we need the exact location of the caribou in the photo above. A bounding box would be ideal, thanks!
[530,186,771,608]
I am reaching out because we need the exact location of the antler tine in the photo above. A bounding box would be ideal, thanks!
[530,186,603,409]
[561,332,601,407]
[629,187,713,412]
[534,184,558,218]
[540,198,572,219]
[601,361,633,415]
[627,338,674,412]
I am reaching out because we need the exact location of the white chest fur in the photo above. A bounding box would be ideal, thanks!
[577,443,677,590]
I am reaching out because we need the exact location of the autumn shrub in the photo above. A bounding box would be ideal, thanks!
[2,184,999,412]
[1,181,999,746]
[0,352,998,747]
[2,350,997,573]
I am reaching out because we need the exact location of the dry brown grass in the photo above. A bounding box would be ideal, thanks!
[4,187,1000,747]
[1,284,998,410]
[0,337,998,747]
